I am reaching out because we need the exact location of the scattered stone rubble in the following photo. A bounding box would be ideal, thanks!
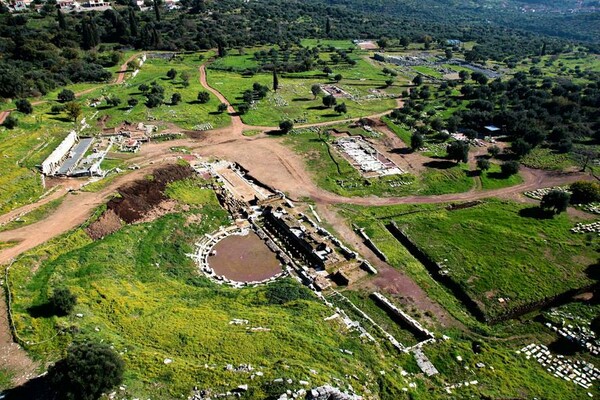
[519,343,599,390]
[524,186,570,200]
[571,221,600,234]
[444,380,479,394]
[544,315,599,356]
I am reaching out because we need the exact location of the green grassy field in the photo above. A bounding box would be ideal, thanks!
[207,70,396,127]
[0,109,75,214]
[6,181,409,399]
[284,129,476,197]
[344,199,598,320]
[479,163,524,190]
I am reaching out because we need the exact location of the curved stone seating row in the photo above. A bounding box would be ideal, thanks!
[191,225,287,288]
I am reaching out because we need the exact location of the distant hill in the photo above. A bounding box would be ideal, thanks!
[326,0,599,43]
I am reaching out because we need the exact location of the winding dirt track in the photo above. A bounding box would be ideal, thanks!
[0,60,593,385]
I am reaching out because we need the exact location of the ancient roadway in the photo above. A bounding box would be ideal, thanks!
[0,60,592,384]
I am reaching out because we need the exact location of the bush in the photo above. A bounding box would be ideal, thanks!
[279,120,294,133]
[57,89,75,103]
[265,280,314,305]
[570,181,600,204]
[49,287,77,315]
[446,141,469,163]
[476,158,491,171]
[48,342,124,400]
[197,91,210,104]
[15,99,33,114]
[501,160,520,176]
[410,133,424,151]
[51,104,66,114]
[2,115,17,129]
[540,190,570,215]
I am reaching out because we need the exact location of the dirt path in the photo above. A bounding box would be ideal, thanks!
[316,204,459,328]
[0,284,38,386]
[115,53,143,85]
[0,111,9,125]
[0,188,66,227]
[198,65,245,135]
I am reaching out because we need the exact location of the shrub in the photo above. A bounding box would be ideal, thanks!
[265,280,314,305]
[197,91,210,104]
[570,181,600,204]
[2,115,17,129]
[15,99,33,114]
[48,342,124,400]
[57,89,75,103]
[501,160,520,176]
[279,120,294,133]
[49,287,77,315]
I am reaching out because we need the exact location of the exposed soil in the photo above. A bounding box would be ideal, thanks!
[85,209,122,240]
[107,164,193,223]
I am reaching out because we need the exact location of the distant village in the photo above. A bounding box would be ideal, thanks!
[1,0,181,13]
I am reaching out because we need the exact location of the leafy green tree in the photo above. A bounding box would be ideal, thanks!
[323,66,332,75]
[64,102,82,122]
[138,84,149,94]
[458,70,470,82]
[2,115,17,129]
[15,99,32,114]
[410,133,424,151]
[501,160,520,176]
[376,37,388,50]
[333,73,342,82]
[570,181,600,204]
[311,84,321,99]
[48,342,124,400]
[540,190,570,215]
[511,138,532,157]
[217,103,228,113]
[476,158,491,172]
[385,79,394,87]
[49,287,77,315]
[446,141,469,164]
[334,102,347,114]
[279,120,294,133]
[127,98,138,107]
[171,92,181,105]
[412,75,423,86]
[197,91,210,104]
[58,89,76,103]
[323,94,337,108]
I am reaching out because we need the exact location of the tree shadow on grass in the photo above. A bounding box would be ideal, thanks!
[423,160,456,169]
[322,113,340,118]
[27,302,56,318]
[1,375,53,400]
[466,170,481,177]
[307,105,328,111]
[292,97,312,102]
[265,129,286,136]
[48,117,73,124]
[487,172,509,179]
[585,263,600,281]
[518,206,554,219]
[390,148,412,155]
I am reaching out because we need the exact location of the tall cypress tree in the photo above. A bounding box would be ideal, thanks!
[128,8,138,37]
[57,9,66,31]
[273,69,279,91]
[325,17,331,36]
[153,0,161,22]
